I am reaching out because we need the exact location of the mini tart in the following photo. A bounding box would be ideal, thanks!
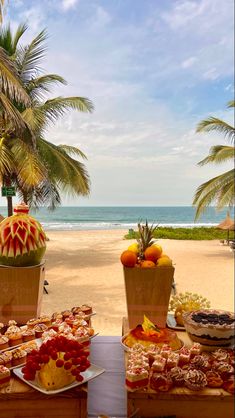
[0,365,10,388]
[34,323,48,338]
[183,309,235,346]
[150,371,173,392]
[22,329,36,342]
[12,348,27,366]
[0,335,9,350]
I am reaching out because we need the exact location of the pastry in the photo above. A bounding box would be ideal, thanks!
[184,369,207,391]
[5,323,23,346]
[0,351,12,368]
[61,310,72,320]
[0,365,10,388]
[211,349,230,363]
[126,367,149,391]
[166,352,179,369]
[150,371,173,392]
[212,361,234,379]
[147,344,160,366]
[80,305,92,315]
[34,323,48,338]
[160,344,172,359]
[12,348,26,366]
[38,315,51,327]
[183,309,235,346]
[152,355,166,372]
[190,343,201,358]
[169,367,185,386]
[26,318,40,328]
[206,371,223,388]
[179,347,191,366]
[190,355,210,372]
[0,335,9,350]
[22,329,35,342]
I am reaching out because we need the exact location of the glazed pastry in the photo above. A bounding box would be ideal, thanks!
[0,335,9,350]
[150,372,173,392]
[12,348,26,366]
[184,369,207,391]
[126,367,149,391]
[206,371,223,388]
[152,355,166,372]
[211,349,230,363]
[26,318,40,328]
[190,355,210,372]
[169,367,185,386]
[0,365,10,388]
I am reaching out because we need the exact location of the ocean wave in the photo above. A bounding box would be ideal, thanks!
[41,221,218,231]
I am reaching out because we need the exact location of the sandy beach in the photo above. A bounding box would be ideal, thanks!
[41,230,234,335]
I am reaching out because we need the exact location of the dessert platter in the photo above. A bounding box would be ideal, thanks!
[0,305,105,393]
[125,341,235,395]
[122,316,184,352]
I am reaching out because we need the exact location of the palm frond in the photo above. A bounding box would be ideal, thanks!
[227,100,235,108]
[0,0,5,24]
[196,117,235,143]
[193,169,235,219]
[57,144,87,160]
[17,29,48,82]
[26,74,67,100]
[0,137,14,176]
[0,47,31,105]
[0,92,31,132]
[12,23,28,52]
[198,145,234,166]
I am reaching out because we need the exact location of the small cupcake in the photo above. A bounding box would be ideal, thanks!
[38,315,51,327]
[12,348,27,367]
[21,340,38,355]
[184,369,207,391]
[211,349,230,363]
[22,328,35,342]
[61,310,72,320]
[150,372,173,392]
[206,371,223,388]
[6,331,23,347]
[34,323,48,338]
[51,312,63,321]
[0,335,9,350]
[213,361,234,379]
[190,355,210,372]
[169,367,185,386]
[0,351,12,368]
[50,318,63,332]
[26,318,40,329]
[0,365,10,388]
[80,304,92,315]
[71,306,81,315]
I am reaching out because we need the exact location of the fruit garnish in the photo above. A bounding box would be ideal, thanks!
[142,315,160,334]
[169,292,211,313]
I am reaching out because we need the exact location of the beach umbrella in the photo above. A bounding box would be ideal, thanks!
[216,212,235,242]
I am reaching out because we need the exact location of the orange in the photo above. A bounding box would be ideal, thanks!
[141,260,156,268]
[144,244,162,262]
[120,250,137,267]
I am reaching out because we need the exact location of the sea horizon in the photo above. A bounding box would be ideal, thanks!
[0,205,232,231]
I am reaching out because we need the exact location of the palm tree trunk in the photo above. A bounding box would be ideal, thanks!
[4,176,13,216]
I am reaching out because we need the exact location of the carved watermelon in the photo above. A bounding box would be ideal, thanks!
[0,203,46,266]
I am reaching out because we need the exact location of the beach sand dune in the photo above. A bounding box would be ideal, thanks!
[41,230,234,335]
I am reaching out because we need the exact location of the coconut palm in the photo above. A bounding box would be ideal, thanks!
[193,100,235,219]
[0,24,93,213]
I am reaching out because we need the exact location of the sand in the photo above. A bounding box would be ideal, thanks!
[41,230,234,335]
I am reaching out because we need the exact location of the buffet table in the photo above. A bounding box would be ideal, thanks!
[0,377,87,418]
[123,318,234,418]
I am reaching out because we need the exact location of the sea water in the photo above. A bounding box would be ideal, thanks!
[0,206,230,231]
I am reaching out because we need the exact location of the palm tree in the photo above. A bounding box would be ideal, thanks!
[193,100,235,220]
[0,24,93,213]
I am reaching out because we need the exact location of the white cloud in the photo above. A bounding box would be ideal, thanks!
[203,68,219,81]
[61,0,78,11]
[181,56,197,69]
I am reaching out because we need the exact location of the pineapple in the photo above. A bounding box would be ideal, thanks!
[137,220,158,259]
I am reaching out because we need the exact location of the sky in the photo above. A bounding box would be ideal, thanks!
[1,0,234,207]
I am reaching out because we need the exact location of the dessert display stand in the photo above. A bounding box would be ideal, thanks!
[123,318,234,418]
[0,262,45,325]
[0,374,87,418]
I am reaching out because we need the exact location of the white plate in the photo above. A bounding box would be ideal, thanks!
[121,333,184,352]
[13,363,105,394]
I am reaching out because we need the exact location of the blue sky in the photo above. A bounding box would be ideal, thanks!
[1,0,234,206]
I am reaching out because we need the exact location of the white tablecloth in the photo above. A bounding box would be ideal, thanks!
[88,336,127,417]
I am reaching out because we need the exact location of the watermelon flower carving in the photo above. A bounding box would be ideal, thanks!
[0,203,46,266]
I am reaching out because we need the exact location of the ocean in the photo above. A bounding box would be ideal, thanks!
[0,206,230,231]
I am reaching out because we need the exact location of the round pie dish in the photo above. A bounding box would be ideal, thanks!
[183,309,235,346]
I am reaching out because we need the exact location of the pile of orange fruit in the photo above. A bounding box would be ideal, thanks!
[120,243,173,268]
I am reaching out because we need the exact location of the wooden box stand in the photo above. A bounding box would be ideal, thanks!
[122,318,234,418]
[124,266,174,328]
[0,262,45,325]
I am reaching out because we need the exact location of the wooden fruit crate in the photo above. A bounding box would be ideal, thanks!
[0,376,87,418]
[123,266,174,329]
[122,318,234,418]
[0,263,45,325]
